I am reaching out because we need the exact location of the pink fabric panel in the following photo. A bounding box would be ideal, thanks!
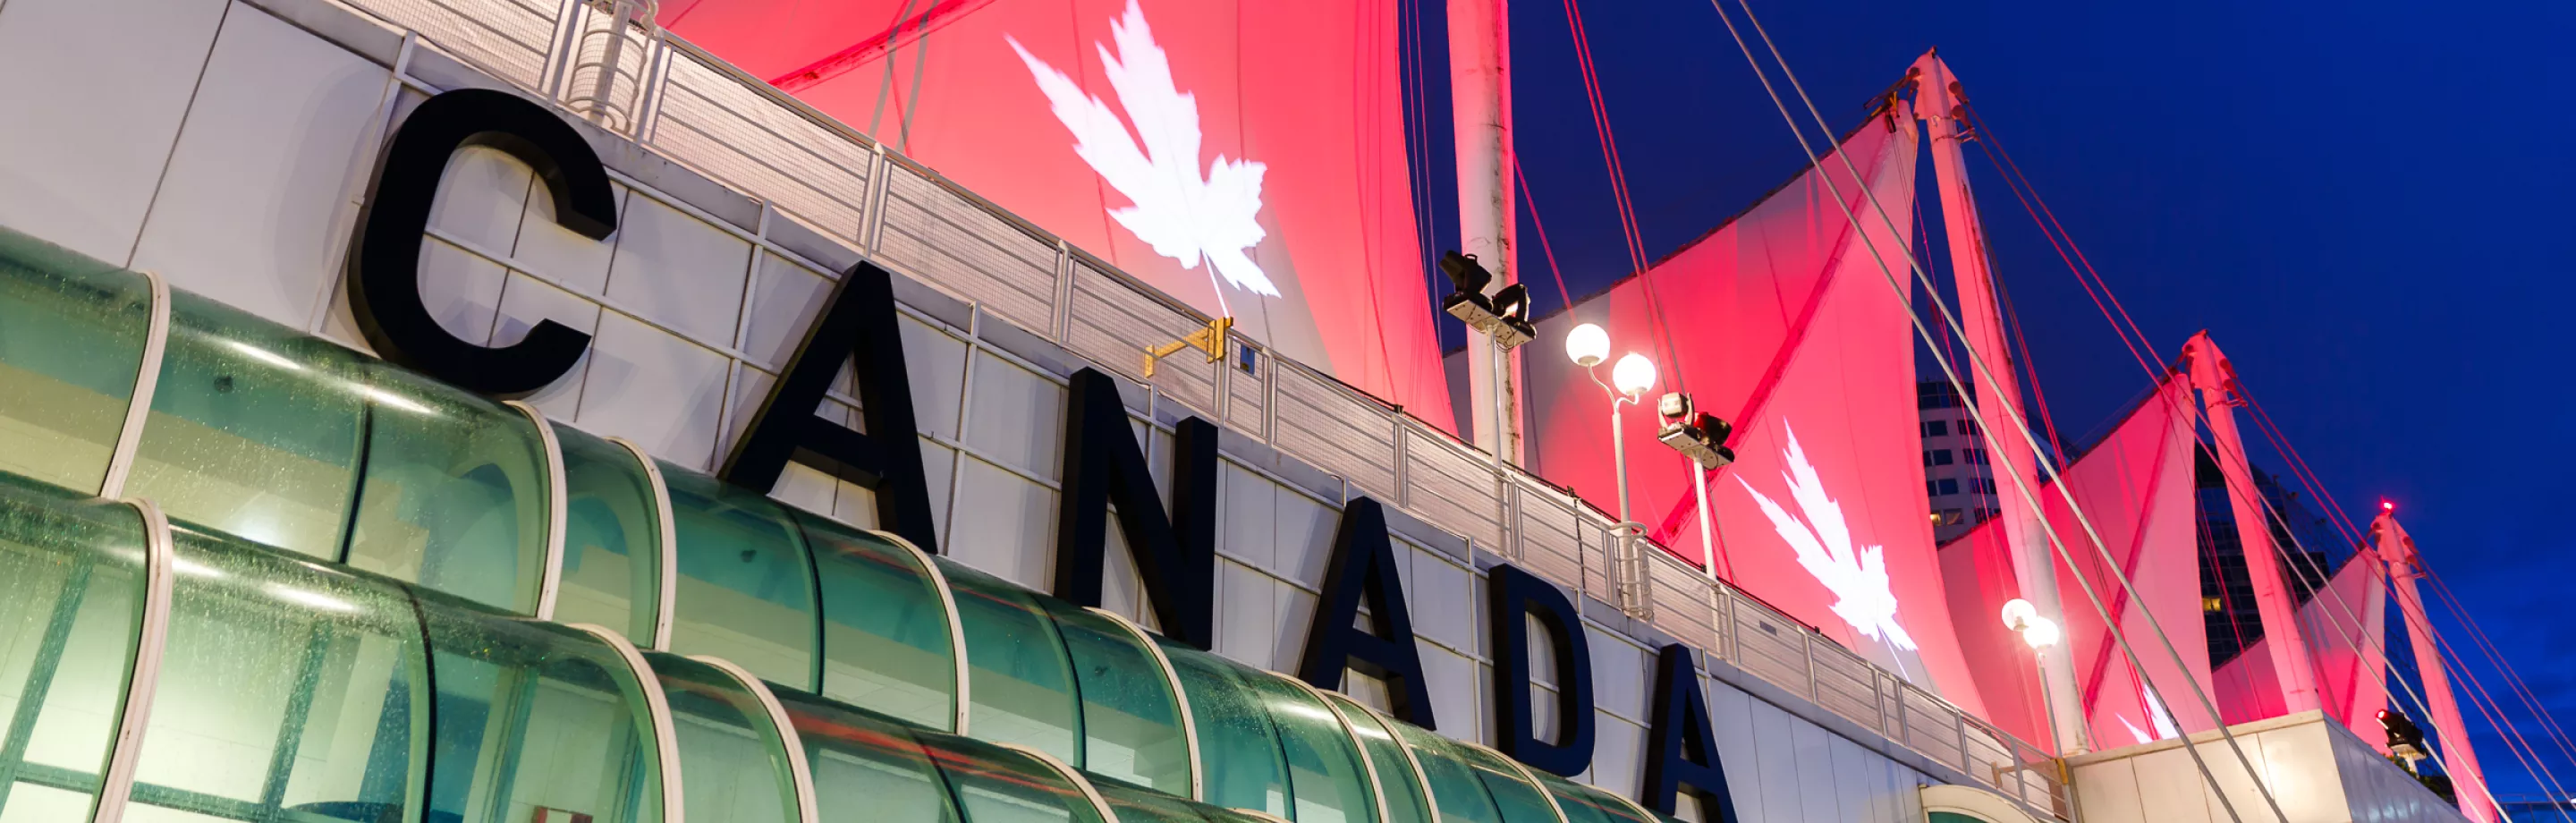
[1938,377,2214,749]
[2214,555,2389,741]
[663,0,1453,428]
[1515,121,1903,554]
[1661,121,1990,712]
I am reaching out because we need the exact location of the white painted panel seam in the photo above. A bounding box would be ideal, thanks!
[1000,742,1119,823]
[876,529,972,734]
[98,269,171,497]
[610,435,681,649]
[1090,607,1205,802]
[511,401,570,618]
[93,497,177,823]
[568,622,686,822]
[691,654,821,823]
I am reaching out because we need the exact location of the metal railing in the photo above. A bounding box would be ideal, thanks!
[318,0,2068,815]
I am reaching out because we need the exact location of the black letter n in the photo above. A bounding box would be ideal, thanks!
[1054,367,1216,650]
[721,260,939,555]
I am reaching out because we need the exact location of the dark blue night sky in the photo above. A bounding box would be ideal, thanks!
[1402,0,2576,796]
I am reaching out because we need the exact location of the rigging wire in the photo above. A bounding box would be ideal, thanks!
[1938,30,2562,810]
[1699,4,2281,819]
[1514,156,1580,311]
[2222,386,2576,807]
[2180,364,2568,810]
[2424,569,2576,776]
[1560,0,1688,393]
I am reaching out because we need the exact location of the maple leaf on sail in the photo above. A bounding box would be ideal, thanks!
[1735,422,1918,651]
[1006,0,1278,301]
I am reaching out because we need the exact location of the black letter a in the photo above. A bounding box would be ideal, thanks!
[721,261,939,555]
[1298,497,1436,729]
[1641,644,1740,821]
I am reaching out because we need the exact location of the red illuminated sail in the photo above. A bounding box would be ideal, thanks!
[2213,553,2390,740]
[662,0,1452,427]
[1940,375,2219,750]
[1507,106,1991,708]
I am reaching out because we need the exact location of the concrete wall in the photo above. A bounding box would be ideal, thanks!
[0,0,1990,819]
[2068,710,2470,823]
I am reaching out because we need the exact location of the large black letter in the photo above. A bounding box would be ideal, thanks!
[1053,368,1216,649]
[721,260,939,555]
[1489,564,1595,776]
[1298,497,1436,728]
[1641,644,1739,821]
[348,88,611,396]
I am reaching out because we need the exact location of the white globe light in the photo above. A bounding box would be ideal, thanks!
[1611,352,1657,396]
[1999,598,2039,631]
[2021,615,2062,649]
[1565,323,1610,368]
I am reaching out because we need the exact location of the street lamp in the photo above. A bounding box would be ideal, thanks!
[2003,598,2072,752]
[1569,323,1654,554]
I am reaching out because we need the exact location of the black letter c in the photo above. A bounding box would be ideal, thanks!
[347,88,614,397]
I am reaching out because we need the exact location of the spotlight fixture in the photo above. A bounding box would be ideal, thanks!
[2379,709,2429,767]
[1654,392,1734,471]
[1439,250,1536,349]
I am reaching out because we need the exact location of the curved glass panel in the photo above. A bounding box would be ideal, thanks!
[343,368,551,613]
[1244,673,1377,823]
[127,291,368,559]
[1540,774,1657,823]
[1093,776,1211,823]
[1152,641,1291,818]
[1041,602,1188,794]
[1436,742,1558,823]
[123,522,428,822]
[1390,724,1506,823]
[553,427,662,641]
[801,515,954,729]
[936,559,1082,766]
[1321,693,1433,823]
[417,593,666,823]
[661,464,818,690]
[0,227,150,491]
[642,652,799,823]
[771,690,961,823]
[0,478,148,821]
[915,732,1107,823]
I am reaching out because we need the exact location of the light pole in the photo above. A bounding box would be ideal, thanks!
[1565,324,1655,546]
[2003,598,2074,755]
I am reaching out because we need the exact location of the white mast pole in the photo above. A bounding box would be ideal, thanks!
[1450,0,1521,464]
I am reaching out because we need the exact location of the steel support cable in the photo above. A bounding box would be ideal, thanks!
[1959,53,2563,807]
[1561,0,1689,392]
[1514,156,1580,310]
[2239,378,2576,776]
[2423,596,2569,819]
[1699,4,2277,819]
[2211,393,2572,810]
[1960,102,2166,384]
[1959,83,2472,785]
[2401,567,2567,816]
[2423,568,2576,774]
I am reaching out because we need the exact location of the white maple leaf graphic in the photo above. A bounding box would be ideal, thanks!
[1734,422,1918,651]
[1007,0,1277,308]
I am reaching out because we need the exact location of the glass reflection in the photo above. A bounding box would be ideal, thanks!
[772,690,961,823]
[1152,641,1291,818]
[343,369,551,614]
[643,652,799,823]
[937,560,1083,766]
[1043,602,1189,794]
[802,515,955,730]
[554,427,664,642]
[0,227,152,492]
[661,465,819,690]
[126,292,368,559]
[0,478,149,822]
[416,593,667,823]
[120,522,428,823]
